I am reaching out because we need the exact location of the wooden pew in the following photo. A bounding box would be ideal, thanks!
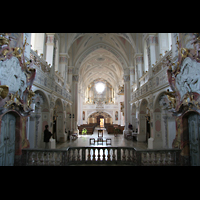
[78,123,97,135]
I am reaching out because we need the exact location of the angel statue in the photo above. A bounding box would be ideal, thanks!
[164,89,176,109]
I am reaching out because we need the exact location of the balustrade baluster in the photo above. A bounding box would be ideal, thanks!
[107,148,111,161]
[28,152,32,165]
[112,148,116,161]
[39,152,44,165]
[82,148,85,162]
[168,152,173,165]
[45,152,50,165]
[97,149,101,161]
[92,148,96,161]
[56,152,61,165]
[163,152,167,165]
[102,148,106,161]
[122,149,126,161]
[77,149,81,161]
[72,149,75,161]
[132,150,136,164]
[143,152,148,165]
[148,152,152,165]
[170,152,175,165]
[127,149,131,162]
[51,152,55,165]
[87,148,91,161]
[35,152,39,166]
[152,152,156,165]
[159,153,163,166]
[29,152,33,165]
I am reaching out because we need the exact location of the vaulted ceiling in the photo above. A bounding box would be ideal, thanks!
[67,33,136,93]
[79,48,123,90]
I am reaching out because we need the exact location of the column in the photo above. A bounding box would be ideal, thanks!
[45,33,56,67]
[129,66,135,86]
[68,66,73,86]
[134,57,139,89]
[135,104,139,131]
[123,75,130,135]
[72,75,79,134]
[135,53,144,78]
[34,114,41,148]
[59,53,69,87]
[78,89,83,126]
[145,33,159,78]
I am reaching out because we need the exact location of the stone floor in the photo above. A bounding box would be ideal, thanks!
[56,126,148,150]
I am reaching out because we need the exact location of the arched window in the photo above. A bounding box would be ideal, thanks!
[30,33,45,57]
[158,33,172,55]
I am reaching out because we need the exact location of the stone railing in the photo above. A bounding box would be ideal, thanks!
[139,71,149,87]
[131,51,171,102]
[21,146,181,166]
[55,71,64,87]
[30,49,72,101]
[152,49,172,76]
[30,49,51,73]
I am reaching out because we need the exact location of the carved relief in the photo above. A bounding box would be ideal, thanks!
[0,57,27,98]
[176,57,200,100]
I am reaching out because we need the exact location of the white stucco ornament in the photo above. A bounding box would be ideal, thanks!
[176,57,200,100]
[0,57,27,99]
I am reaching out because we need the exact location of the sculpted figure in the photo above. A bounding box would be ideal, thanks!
[164,89,176,109]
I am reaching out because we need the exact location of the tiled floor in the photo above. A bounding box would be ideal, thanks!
[56,127,148,150]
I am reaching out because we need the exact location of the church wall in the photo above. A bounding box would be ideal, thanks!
[0,33,35,165]
[130,33,177,148]
[130,33,200,160]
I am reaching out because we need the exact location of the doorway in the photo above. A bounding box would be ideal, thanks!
[146,118,151,142]
[53,116,57,142]
[188,113,200,166]
[0,113,16,166]
[97,115,104,126]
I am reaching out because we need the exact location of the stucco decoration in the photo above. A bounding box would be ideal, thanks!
[0,34,36,116]
[176,57,200,100]
[166,33,200,114]
[0,57,27,99]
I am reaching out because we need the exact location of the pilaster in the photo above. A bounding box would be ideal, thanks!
[129,66,135,86]
[145,33,159,78]
[72,75,79,134]
[45,33,56,67]
[59,53,69,87]
[123,75,130,135]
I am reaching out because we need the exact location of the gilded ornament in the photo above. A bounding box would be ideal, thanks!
[164,89,176,109]
[118,85,124,95]
[180,48,189,59]
[4,91,22,108]
[0,85,9,99]
[27,88,35,107]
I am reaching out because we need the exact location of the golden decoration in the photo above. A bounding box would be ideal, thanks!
[0,85,9,99]
[27,88,35,107]
[118,85,124,95]
[0,33,10,46]
[120,102,124,116]
[164,89,176,109]
[180,48,189,59]
[4,91,22,108]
